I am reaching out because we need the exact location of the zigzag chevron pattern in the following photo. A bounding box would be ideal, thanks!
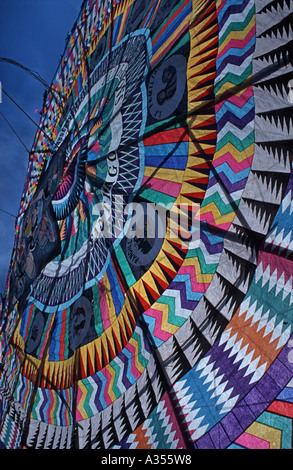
[156,0,293,384]
[232,379,293,449]
[129,55,293,451]
[1,0,293,451]
[180,177,293,448]
[145,0,259,384]
[0,414,21,449]
[159,0,259,342]
[200,0,256,230]
[112,391,187,449]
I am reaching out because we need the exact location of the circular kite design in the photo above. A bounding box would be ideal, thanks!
[0,0,293,451]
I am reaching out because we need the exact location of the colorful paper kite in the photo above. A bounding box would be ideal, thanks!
[0,0,293,450]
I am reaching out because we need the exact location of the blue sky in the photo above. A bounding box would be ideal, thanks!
[0,0,82,295]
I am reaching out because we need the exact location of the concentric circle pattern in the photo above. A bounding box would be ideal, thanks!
[0,0,293,450]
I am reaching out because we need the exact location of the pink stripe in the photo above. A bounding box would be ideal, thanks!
[200,212,232,231]
[235,432,270,449]
[217,26,256,58]
[214,152,253,172]
[64,389,71,425]
[47,390,55,424]
[258,251,293,282]
[216,0,227,14]
[151,23,189,66]
[39,316,55,359]
[103,368,114,406]
[178,265,210,293]
[142,0,156,28]
[59,308,67,361]
[142,176,181,197]
[10,427,19,449]
[215,87,253,113]
[144,308,173,342]
[76,387,84,421]
[126,343,141,379]
[162,392,186,449]
[24,305,34,341]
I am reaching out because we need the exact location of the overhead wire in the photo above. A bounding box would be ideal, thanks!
[0,208,16,219]
[0,6,92,447]
[0,57,50,90]
[1,0,291,449]
[0,110,30,153]
[0,57,65,107]
[2,88,56,149]
[1,88,73,173]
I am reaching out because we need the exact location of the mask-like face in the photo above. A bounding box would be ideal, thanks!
[32,33,151,311]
